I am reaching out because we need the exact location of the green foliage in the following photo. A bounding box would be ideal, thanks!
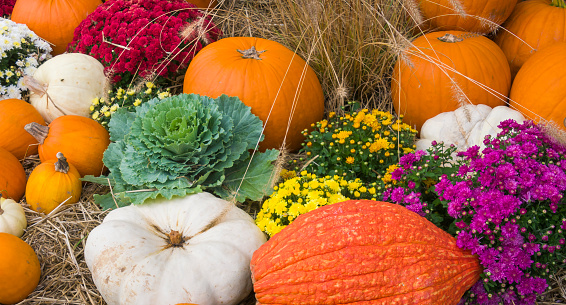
[84,93,279,209]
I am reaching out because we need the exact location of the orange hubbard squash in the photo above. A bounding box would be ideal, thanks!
[24,115,110,177]
[10,0,102,55]
[494,0,566,79]
[0,232,41,304]
[391,31,510,132]
[0,147,26,202]
[26,152,82,214]
[183,37,325,152]
[251,199,482,304]
[0,98,46,159]
[414,0,518,34]
[509,42,566,131]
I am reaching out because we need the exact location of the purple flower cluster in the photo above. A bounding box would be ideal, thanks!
[384,120,566,305]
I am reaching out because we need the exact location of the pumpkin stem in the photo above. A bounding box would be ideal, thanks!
[237,46,266,60]
[167,230,185,247]
[23,75,68,116]
[551,0,566,7]
[437,33,464,43]
[24,122,49,144]
[54,152,70,174]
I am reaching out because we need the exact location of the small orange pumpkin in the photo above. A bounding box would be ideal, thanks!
[391,31,510,132]
[10,0,102,55]
[25,115,110,177]
[494,0,566,79]
[26,152,82,214]
[0,98,46,159]
[509,42,566,131]
[183,37,325,152]
[0,147,26,202]
[0,232,41,304]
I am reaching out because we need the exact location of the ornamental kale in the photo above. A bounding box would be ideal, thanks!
[85,93,279,209]
[384,120,566,305]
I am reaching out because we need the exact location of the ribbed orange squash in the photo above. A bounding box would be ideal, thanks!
[10,0,102,55]
[415,0,518,34]
[25,115,110,177]
[0,232,41,305]
[251,200,482,305]
[0,98,46,160]
[26,152,82,214]
[494,0,566,79]
[391,31,510,132]
[0,147,26,202]
[509,42,566,131]
[183,37,325,152]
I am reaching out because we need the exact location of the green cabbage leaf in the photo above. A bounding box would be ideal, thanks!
[84,93,279,209]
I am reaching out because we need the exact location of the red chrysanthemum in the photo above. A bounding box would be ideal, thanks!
[1,0,16,18]
[68,0,221,87]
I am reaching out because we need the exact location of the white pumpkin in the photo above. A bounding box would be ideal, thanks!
[85,192,266,305]
[0,197,27,237]
[26,53,106,123]
[416,104,526,151]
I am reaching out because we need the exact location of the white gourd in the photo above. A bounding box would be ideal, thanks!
[27,53,105,123]
[84,192,266,305]
[0,197,27,237]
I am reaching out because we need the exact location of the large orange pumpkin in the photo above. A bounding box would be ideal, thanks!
[414,0,518,34]
[509,42,566,131]
[494,0,566,79]
[0,232,41,305]
[391,31,510,132]
[183,37,325,152]
[26,152,82,214]
[251,199,482,304]
[10,0,102,55]
[186,0,217,9]
[24,115,110,177]
[0,98,46,159]
[0,147,26,202]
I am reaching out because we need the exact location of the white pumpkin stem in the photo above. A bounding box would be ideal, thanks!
[167,230,185,247]
[24,122,49,144]
[237,46,266,60]
[23,75,68,116]
[437,33,464,43]
[54,152,70,174]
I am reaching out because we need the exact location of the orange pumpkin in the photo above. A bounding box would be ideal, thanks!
[24,115,110,177]
[251,199,482,304]
[494,0,566,79]
[0,147,26,202]
[186,0,217,9]
[0,232,41,304]
[0,98,46,159]
[391,31,510,132]
[414,0,518,34]
[26,152,82,214]
[509,42,566,131]
[183,37,325,152]
[10,0,102,55]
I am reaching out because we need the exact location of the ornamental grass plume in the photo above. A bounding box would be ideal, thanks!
[384,120,566,305]
[67,0,221,88]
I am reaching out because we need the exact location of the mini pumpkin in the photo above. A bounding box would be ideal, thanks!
[0,98,46,159]
[416,104,526,151]
[183,37,325,152]
[391,31,510,132]
[85,192,266,305]
[10,0,102,55]
[509,42,566,131]
[0,147,26,202]
[24,115,110,177]
[26,152,82,215]
[27,53,106,123]
[0,196,27,237]
[251,199,482,304]
[0,232,41,304]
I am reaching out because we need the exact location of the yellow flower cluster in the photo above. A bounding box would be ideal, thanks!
[298,106,417,182]
[90,82,171,128]
[256,170,379,236]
